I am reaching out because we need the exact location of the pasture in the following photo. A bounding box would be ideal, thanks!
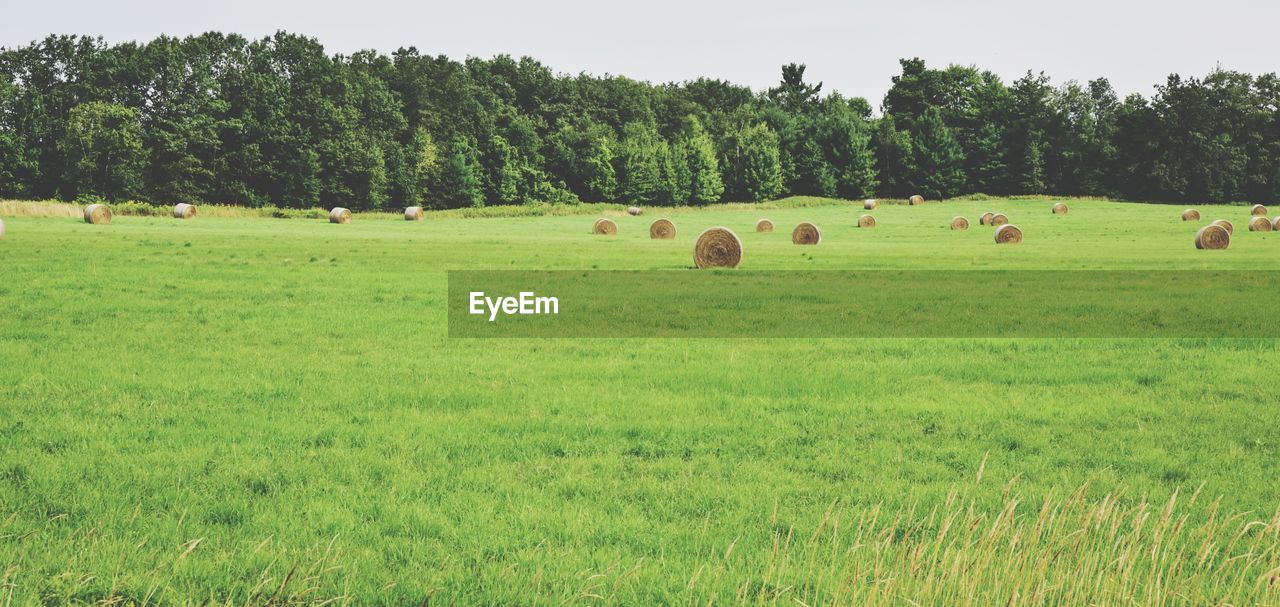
[1,197,1279,605]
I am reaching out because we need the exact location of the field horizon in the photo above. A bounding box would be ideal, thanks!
[3,196,1280,605]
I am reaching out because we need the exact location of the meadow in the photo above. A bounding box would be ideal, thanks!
[2,197,1279,605]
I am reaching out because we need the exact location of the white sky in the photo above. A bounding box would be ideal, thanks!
[3,0,1276,105]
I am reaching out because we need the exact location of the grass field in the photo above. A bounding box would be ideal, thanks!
[2,197,1280,605]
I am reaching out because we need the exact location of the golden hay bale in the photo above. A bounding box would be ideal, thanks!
[627,206,643,216]
[83,204,112,225]
[994,224,1023,244]
[756,218,774,233]
[329,207,352,224]
[650,218,676,239]
[1051,202,1068,215]
[0,218,5,239]
[1251,204,1268,216]
[1211,219,1234,235]
[1248,216,1272,232]
[693,227,743,269]
[950,216,969,230]
[592,218,617,235]
[991,213,1010,226]
[404,206,424,221]
[1195,224,1230,250]
[792,222,821,245]
[909,195,925,205]
[1181,209,1200,221]
[173,203,197,219]
[863,199,879,210]
[979,212,994,226]
[857,214,876,228]
[1273,217,1280,231]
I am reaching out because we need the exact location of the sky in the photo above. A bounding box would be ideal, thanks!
[3,0,1276,106]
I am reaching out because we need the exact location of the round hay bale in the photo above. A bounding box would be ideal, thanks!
[1251,204,1268,216]
[994,224,1023,244]
[1181,209,1200,221]
[592,218,617,235]
[173,203,197,219]
[1212,219,1234,235]
[979,212,994,226]
[1248,216,1272,232]
[329,207,352,224]
[1273,217,1280,231]
[792,222,821,245]
[950,216,969,230]
[83,204,112,225]
[404,206,424,221]
[627,206,643,216]
[755,218,774,233]
[991,213,1010,226]
[863,199,879,210]
[908,195,925,205]
[649,218,676,239]
[857,214,876,228]
[693,227,743,269]
[1195,224,1230,250]
[0,218,5,239]
[1051,202,1068,215]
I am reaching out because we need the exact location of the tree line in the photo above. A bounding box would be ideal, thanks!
[1,33,1277,209]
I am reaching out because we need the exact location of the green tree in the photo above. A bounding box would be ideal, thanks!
[910,107,966,199]
[617,122,663,205]
[435,136,484,208]
[728,123,783,201]
[679,116,725,204]
[60,101,147,200]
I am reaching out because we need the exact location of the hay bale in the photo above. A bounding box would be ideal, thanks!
[1051,202,1068,215]
[404,206,424,221]
[991,213,1010,226]
[0,218,5,239]
[863,199,879,210]
[1251,204,1268,216]
[83,204,112,225]
[593,218,617,235]
[1181,209,1200,221]
[792,222,821,245]
[994,224,1023,244]
[172,203,197,219]
[756,218,774,233]
[1248,216,1273,232]
[1273,217,1280,231]
[979,212,994,226]
[909,195,925,205]
[693,227,743,269]
[1212,219,1234,235]
[950,216,969,230]
[329,207,352,224]
[650,218,676,239]
[1195,224,1230,249]
[857,214,876,228]
[627,206,643,216]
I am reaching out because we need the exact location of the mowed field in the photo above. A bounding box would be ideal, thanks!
[2,197,1280,605]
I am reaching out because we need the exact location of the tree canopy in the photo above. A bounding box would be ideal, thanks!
[1,34,1276,208]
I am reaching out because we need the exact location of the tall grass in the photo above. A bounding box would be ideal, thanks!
[4,482,1277,605]
[688,483,1280,605]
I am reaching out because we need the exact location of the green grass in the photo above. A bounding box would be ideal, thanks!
[2,197,1279,605]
